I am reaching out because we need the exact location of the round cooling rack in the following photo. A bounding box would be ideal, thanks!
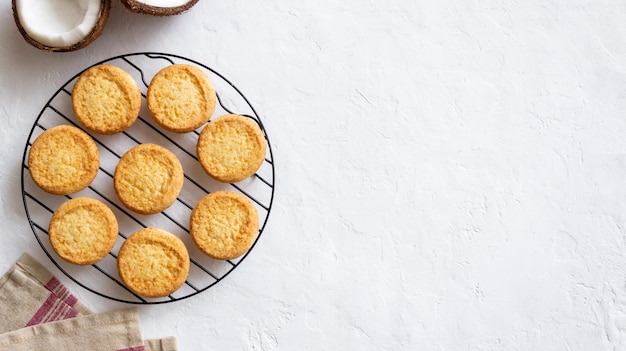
[20,52,275,304]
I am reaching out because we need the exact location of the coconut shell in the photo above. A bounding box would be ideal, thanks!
[12,0,111,52]
[121,0,199,16]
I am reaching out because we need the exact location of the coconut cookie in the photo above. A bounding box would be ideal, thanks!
[190,191,259,260]
[113,143,184,215]
[49,197,118,265]
[28,125,100,195]
[72,64,142,135]
[147,64,216,133]
[197,114,266,183]
[117,228,190,298]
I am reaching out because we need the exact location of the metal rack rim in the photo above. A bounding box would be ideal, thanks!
[20,52,276,304]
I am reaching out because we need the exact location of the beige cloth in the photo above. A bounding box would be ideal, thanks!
[145,337,179,351]
[0,253,177,351]
[0,308,144,351]
[0,253,90,332]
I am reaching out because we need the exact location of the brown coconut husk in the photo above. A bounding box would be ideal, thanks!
[120,0,199,16]
[12,0,111,52]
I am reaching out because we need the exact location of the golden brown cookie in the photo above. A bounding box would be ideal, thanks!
[72,64,142,135]
[28,125,100,195]
[49,197,118,265]
[113,143,184,215]
[147,64,216,133]
[117,228,190,298]
[190,191,259,260]
[196,114,266,183]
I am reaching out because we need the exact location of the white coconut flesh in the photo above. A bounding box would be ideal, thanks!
[134,0,191,7]
[16,0,101,48]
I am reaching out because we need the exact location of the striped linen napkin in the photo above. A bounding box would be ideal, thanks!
[0,253,177,351]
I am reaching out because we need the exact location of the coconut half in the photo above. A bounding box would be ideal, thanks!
[121,0,199,16]
[12,0,111,52]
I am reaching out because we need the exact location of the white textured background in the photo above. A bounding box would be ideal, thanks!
[2,1,626,349]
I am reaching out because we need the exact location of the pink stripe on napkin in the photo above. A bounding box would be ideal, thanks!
[44,276,79,307]
[25,293,57,326]
[25,291,80,327]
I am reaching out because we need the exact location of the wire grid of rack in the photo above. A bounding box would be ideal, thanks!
[20,53,275,304]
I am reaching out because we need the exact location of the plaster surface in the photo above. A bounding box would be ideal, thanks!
[1,1,626,350]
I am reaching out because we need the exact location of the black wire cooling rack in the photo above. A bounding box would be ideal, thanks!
[20,52,275,304]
